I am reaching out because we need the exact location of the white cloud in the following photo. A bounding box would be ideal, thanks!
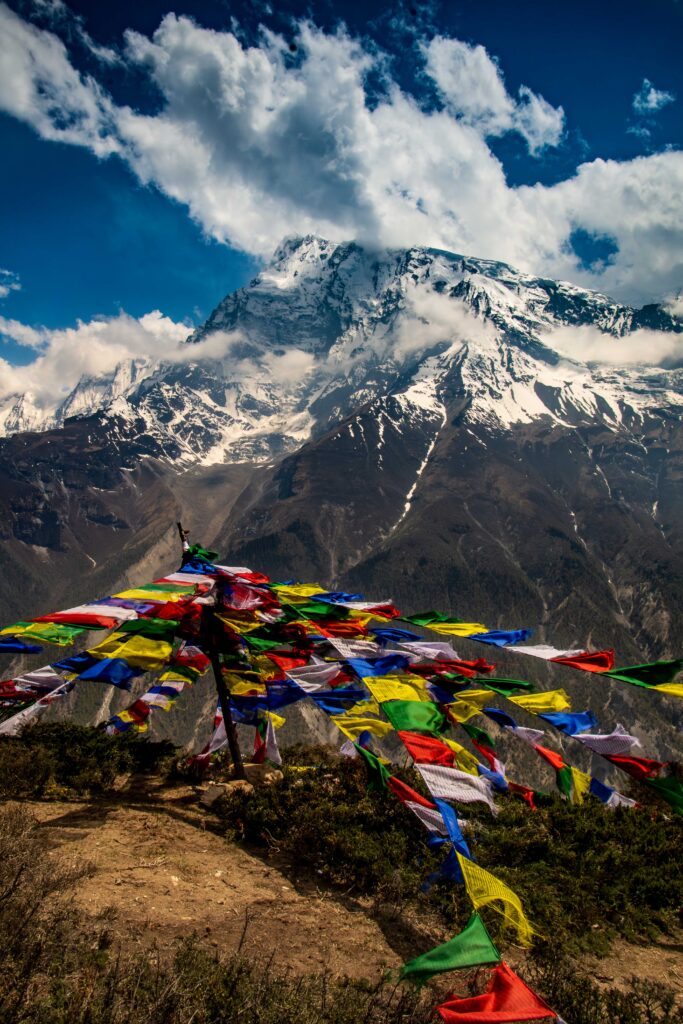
[633,78,675,115]
[422,37,564,153]
[0,269,21,300]
[0,309,188,406]
[392,287,496,359]
[545,322,683,367]
[0,5,680,307]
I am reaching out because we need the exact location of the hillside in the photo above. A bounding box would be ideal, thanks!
[1,731,681,1024]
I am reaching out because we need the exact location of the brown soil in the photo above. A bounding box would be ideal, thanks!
[21,778,419,978]
[16,778,683,993]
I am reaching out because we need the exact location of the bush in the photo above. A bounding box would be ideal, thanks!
[214,754,683,954]
[470,798,683,952]
[0,723,178,796]
[214,756,445,906]
[527,953,683,1024]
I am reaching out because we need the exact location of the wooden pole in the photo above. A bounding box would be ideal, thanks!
[176,521,245,780]
[205,582,246,781]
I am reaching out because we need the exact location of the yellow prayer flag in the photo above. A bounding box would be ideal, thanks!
[458,689,496,706]
[230,679,267,696]
[217,615,262,634]
[343,698,382,717]
[652,683,683,699]
[456,854,536,946]
[509,689,572,714]
[447,700,485,723]
[570,767,591,805]
[88,633,173,670]
[442,739,481,775]
[427,622,489,637]
[334,714,395,741]
[364,676,431,704]
[267,712,287,730]
[114,588,185,602]
[341,613,374,627]
[270,583,324,600]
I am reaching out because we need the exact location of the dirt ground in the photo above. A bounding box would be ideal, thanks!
[17,779,683,992]
[22,778,419,978]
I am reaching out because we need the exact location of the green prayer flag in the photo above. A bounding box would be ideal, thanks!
[355,745,391,792]
[462,722,496,749]
[290,601,350,620]
[243,635,284,652]
[483,677,537,696]
[382,700,446,735]
[141,582,194,594]
[115,618,178,641]
[606,660,683,688]
[400,913,501,984]
[556,766,573,800]
[187,543,219,561]
[647,776,683,817]
[400,611,462,626]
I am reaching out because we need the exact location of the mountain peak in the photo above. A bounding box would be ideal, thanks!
[1,239,681,466]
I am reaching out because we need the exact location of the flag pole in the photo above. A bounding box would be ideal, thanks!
[178,522,246,780]
[206,583,246,781]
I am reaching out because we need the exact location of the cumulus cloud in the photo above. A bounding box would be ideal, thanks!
[545,322,683,367]
[0,310,188,407]
[0,269,21,300]
[633,78,675,115]
[0,4,680,307]
[422,37,564,153]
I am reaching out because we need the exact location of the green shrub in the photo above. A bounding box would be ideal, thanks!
[215,757,443,905]
[527,953,683,1024]
[0,723,178,796]
[214,755,683,954]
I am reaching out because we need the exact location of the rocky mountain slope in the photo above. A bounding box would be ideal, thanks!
[0,236,682,673]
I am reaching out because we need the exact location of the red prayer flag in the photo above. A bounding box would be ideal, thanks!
[266,652,310,673]
[387,775,437,810]
[550,649,615,673]
[471,739,499,772]
[398,731,456,767]
[317,621,369,638]
[364,603,401,619]
[533,744,567,772]
[508,782,537,810]
[32,611,121,629]
[605,754,665,780]
[437,961,558,1022]
[411,658,495,679]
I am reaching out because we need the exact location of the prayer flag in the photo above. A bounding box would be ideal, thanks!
[470,630,532,647]
[355,744,391,792]
[437,961,557,1022]
[509,690,571,714]
[401,914,501,984]
[383,700,446,735]
[456,857,535,946]
[398,732,456,766]
[550,649,615,672]
[606,659,683,690]
[417,764,497,814]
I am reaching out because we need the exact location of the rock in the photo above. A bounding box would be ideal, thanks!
[199,783,229,808]
[243,764,284,786]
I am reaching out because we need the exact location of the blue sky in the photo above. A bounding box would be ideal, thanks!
[0,0,681,375]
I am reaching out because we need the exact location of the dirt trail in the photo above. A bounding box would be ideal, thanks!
[25,780,409,978]
[17,780,683,993]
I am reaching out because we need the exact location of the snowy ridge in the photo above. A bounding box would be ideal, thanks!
[0,236,681,464]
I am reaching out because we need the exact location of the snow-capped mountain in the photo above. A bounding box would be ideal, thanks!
[2,236,681,463]
[1,237,683,683]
